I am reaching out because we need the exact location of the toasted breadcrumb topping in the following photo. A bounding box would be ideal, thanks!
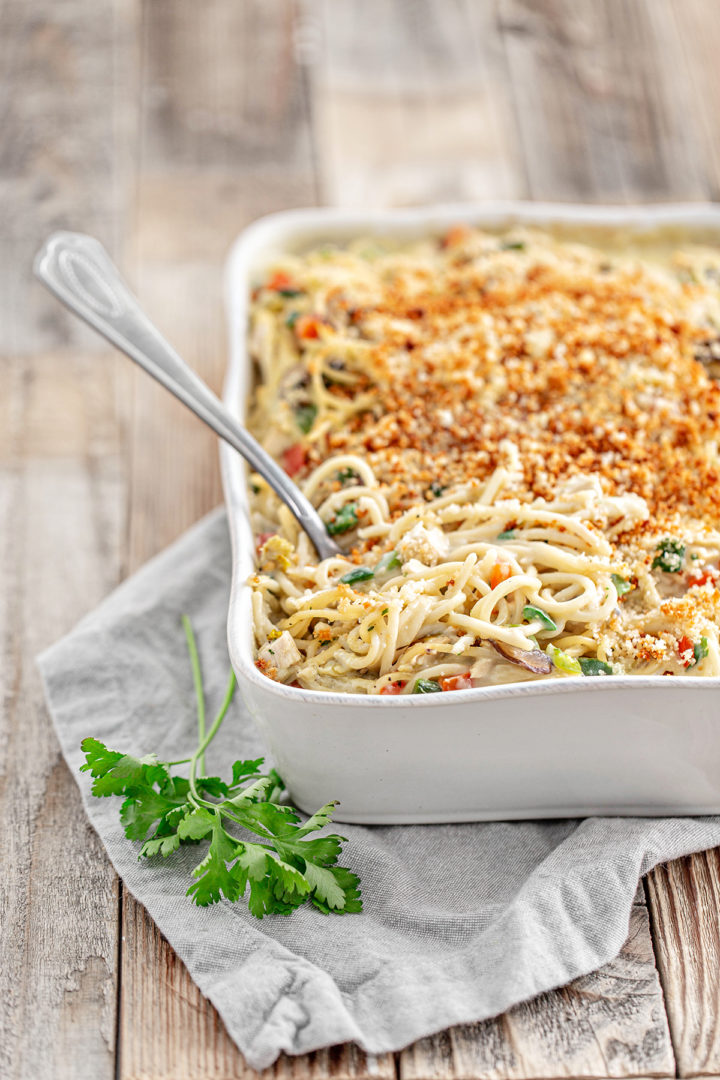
[314,238,720,532]
[247,227,720,686]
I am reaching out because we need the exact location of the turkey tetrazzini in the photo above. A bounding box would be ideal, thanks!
[246,226,720,694]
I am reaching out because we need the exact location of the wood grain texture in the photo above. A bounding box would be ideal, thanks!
[671,0,720,201]
[497,0,710,203]
[0,0,137,354]
[400,900,673,1080]
[646,851,720,1078]
[0,356,125,1080]
[308,0,525,206]
[120,889,394,1080]
[0,0,132,1075]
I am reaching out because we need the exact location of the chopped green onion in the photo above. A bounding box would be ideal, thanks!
[285,311,301,328]
[381,607,389,615]
[428,481,447,498]
[278,288,303,298]
[500,240,525,251]
[547,644,582,674]
[340,566,374,585]
[694,637,709,665]
[294,403,317,434]
[375,550,401,574]
[579,658,614,676]
[523,605,558,632]
[327,503,359,536]
[413,679,442,694]
[497,529,516,540]
[611,573,631,596]
[336,467,359,485]
[652,538,685,573]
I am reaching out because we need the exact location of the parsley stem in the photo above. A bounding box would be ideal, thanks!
[197,671,237,760]
[182,615,207,776]
[188,670,237,807]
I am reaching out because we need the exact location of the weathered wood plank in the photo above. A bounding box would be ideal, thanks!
[308,0,525,206]
[400,898,674,1079]
[120,898,394,1080]
[125,0,317,569]
[0,0,134,1074]
[646,851,720,1078]
[498,0,710,203]
[0,355,125,1080]
[0,0,137,354]
[670,0,720,200]
[139,0,314,176]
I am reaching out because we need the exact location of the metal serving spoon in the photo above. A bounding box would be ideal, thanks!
[34,231,341,560]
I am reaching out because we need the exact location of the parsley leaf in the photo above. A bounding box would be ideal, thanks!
[522,604,557,632]
[120,781,188,842]
[652,538,686,573]
[80,618,361,919]
[294,403,317,434]
[230,758,266,785]
[340,566,374,585]
[141,833,183,858]
[327,502,359,536]
[611,573,632,596]
[374,550,401,574]
[694,637,709,665]
[413,678,442,694]
[579,657,614,676]
[80,740,170,797]
[186,813,243,905]
[547,644,581,674]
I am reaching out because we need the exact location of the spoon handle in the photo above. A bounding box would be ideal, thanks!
[34,231,340,560]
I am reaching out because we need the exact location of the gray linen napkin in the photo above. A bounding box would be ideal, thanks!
[38,508,720,1069]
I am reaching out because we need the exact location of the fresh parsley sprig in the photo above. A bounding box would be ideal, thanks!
[80,616,362,918]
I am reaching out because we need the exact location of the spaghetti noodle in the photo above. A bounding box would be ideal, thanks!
[246,226,720,693]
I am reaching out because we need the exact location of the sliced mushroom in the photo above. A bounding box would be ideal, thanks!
[491,640,553,674]
[278,363,310,397]
[694,339,720,380]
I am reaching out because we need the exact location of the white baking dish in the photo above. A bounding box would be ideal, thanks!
[222,202,720,824]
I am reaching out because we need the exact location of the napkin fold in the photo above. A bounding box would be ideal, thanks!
[38,509,720,1069]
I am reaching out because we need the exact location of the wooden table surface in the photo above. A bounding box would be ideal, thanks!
[4,2,720,1077]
